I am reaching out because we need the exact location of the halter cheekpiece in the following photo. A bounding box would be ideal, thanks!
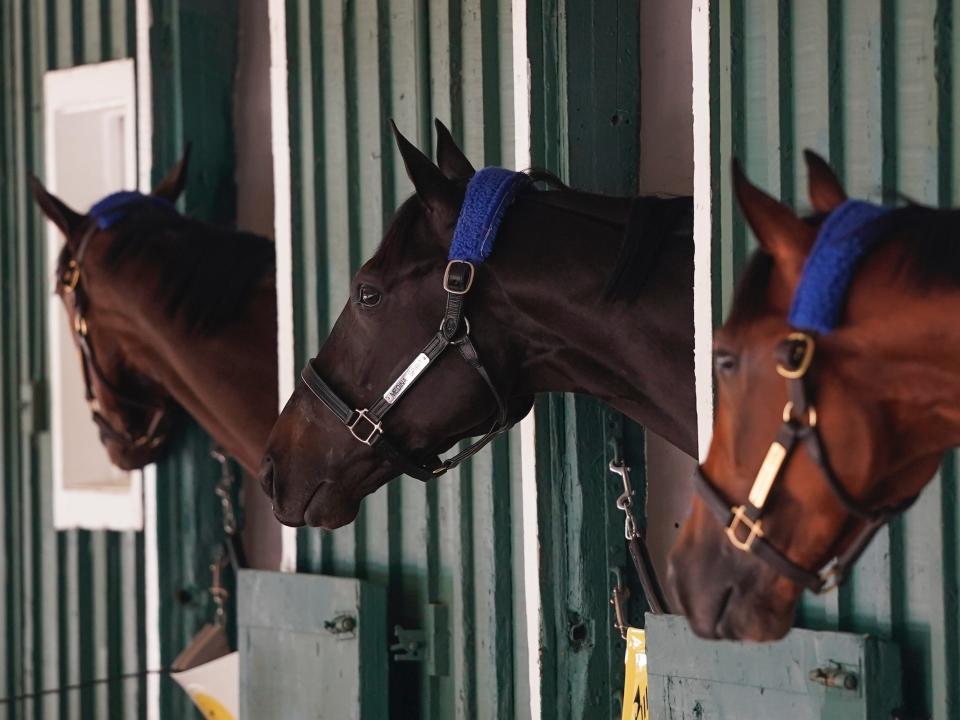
[695,199,918,593]
[61,191,178,452]
[300,168,530,481]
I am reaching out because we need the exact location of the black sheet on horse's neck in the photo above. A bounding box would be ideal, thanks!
[493,190,697,457]
[607,196,693,302]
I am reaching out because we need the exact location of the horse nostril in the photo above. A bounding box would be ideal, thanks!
[258,455,276,498]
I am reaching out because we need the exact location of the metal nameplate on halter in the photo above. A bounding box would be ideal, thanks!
[748,441,787,509]
[383,353,430,404]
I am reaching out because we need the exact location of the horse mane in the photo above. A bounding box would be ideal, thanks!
[604,195,692,302]
[58,202,275,335]
[886,204,960,288]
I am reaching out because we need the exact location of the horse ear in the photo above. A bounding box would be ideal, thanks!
[434,119,475,180]
[732,159,813,288]
[152,144,191,202]
[29,175,84,238]
[804,149,847,214]
[390,120,458,217]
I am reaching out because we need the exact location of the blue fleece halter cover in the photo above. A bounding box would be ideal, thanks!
[449,168,529,264]
[88,191,176,230]
[788,199,893,334]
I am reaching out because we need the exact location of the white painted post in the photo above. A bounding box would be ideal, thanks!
[135,4,160,718]
[692,0,715,461]
[268,0,298,573]
[513,2,542,718]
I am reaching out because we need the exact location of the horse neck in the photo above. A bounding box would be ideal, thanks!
[487,191,698,456]
[848,252,960,454]
[112,267,278,474]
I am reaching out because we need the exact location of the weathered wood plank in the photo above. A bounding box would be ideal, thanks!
[647,614,902,720]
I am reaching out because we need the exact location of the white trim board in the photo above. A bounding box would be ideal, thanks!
[512,2,542,719]
[268,0,299,573]
[43,58,143,531]
[692,0,715,461]
[135,1,161,717]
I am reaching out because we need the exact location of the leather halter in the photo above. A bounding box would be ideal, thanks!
[300,260,512,482]
[60,224,169,452]
[694,333,917,592]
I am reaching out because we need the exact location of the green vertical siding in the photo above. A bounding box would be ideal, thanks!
[0,2,147,719]
[0,2,239,718]
[526,2,646,718]
[710,1,960,717]
[282,1,524,717]
[149,2,239,719]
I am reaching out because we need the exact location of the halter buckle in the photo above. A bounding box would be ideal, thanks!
[443,260,475,295]
[726,505,764,551]
[62,260,80,292]
[347,409,382,445]
[776,332,815,379]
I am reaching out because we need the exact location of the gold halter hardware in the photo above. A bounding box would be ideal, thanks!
[725,505,765,552]
[63,260,81,293]
[776,332,815,379]
[724,398,800,552]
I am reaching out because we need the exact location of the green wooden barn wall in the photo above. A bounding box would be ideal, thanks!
[525,2,650,719]
[281,1,649,717]
[148,2,239,718]
[0,2,240,718]
[282,2,527,717]
[0,2,146,718]
[708,1,960,717]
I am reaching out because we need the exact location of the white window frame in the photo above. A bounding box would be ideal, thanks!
[44,58,143,530]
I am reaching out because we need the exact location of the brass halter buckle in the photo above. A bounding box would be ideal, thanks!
[776,332,816,379]
[726,505,764,551]
[62,260,81,292]
[347,409,382,445]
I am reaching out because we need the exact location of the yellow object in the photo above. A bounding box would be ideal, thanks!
[621,628,648,720]
[194,693,235,720]
[170,650,238,720]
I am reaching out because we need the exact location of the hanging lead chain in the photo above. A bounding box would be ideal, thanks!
[210,551,229,628]
[608,457,672,616]
[611,459,641,540]
[211,447,238,537]
[610,567,631,640]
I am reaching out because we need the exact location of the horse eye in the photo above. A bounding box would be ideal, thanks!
[714,350,738,374]
[357,285,382,307]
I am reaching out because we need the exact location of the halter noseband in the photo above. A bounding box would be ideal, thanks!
[61,222,170,452]
[299,259,511,481]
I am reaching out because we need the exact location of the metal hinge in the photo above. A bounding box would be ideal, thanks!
[390,603,449,677]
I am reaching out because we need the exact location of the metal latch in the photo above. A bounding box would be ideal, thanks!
[391,626,425,662]
[809,661,858,691]
[390,603,449,676]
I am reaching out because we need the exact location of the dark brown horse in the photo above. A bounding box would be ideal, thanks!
[668,151,960,641]
[31,154,278,474]
[260,120,696,529]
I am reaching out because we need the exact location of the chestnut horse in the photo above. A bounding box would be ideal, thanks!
[260,120,696,530]
[669,151,960,640]
[31,154,278,474]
